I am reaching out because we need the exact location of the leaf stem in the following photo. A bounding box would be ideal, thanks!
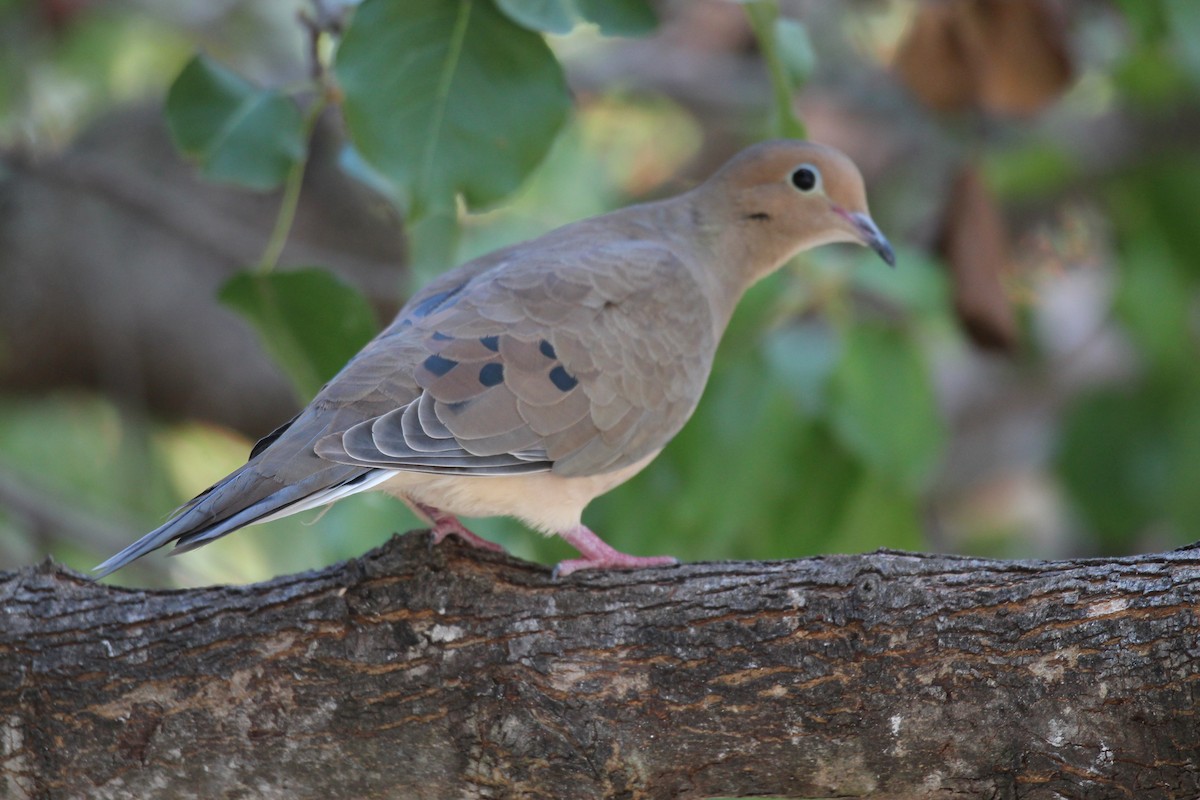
[743,1,807,139]
[256,95,327,274]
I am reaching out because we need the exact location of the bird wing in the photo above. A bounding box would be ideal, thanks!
[315,237,718,478]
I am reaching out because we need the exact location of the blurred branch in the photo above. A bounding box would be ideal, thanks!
[0,465,134,555]
[0,466,211,584]
[5,532,1199,798]
[0,107,405,436]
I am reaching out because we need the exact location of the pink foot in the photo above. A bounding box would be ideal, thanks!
[553,525,678,578]
[415,503,506,553]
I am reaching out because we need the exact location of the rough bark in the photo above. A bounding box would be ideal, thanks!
[3,532,1199,799]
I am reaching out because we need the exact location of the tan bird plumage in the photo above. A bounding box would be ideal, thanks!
[96,140,895,578]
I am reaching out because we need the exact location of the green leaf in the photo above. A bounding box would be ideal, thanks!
[1113,46,1191,108]
[1114,0,1168,44]
[825,471,925,554]
[1164,0,1200,86]
[165,55,304,191]
[767,421,866,557]
[1109,158,1200,280]
[849,246,949,318]
[408,210,462,286]
[1165,392,1200,538]
[219,268,379,401]
[1057,386,1171,551]
[773,18,815,86]
[827,324,944,490]
[337,143,409,211]
[764,321,841,415]
[1113,235,1192,372]
[494,0,575,34]
[337,0,570,216]
[576,0,657,35]
[494,0,657,36]
[982,142,1077,200]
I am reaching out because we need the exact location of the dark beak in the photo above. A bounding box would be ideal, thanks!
[848,211,896,267]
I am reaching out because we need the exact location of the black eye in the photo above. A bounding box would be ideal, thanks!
[791,165,819,192]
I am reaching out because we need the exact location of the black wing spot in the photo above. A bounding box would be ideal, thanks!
[539,339,557,359]
[423,354,458,377]
[410,284,465,318]
[431,331,453,341]
[745,212,770,222]
[480,335,500,352]
[548,365,578,392]
[479,363,504,387]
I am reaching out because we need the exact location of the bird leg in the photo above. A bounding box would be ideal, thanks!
[553,525,678,578]
[413,503,506,553]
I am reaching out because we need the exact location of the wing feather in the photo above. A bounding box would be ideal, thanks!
[312,236,716,479]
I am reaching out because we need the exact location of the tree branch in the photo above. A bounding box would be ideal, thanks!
[4,532,1199,799]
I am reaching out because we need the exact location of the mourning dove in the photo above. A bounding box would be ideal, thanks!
[95,140,894,579]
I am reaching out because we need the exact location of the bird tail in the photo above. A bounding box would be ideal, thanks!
[92,462,389,578]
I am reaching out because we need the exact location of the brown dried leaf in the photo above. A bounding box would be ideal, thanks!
[938,164,1019,351]
[894,0,1073,116]
[892,1,976,113]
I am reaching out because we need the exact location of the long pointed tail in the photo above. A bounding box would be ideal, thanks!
[93,464,385,578]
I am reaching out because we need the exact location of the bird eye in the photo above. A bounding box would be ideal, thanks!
[791,164,820,192]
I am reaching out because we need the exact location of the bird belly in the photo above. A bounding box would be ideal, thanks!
[377,452,658,534]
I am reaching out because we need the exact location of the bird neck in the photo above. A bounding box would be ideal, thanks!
[614,194,748,333]
[678,191,799,325]
[594,192,795,337]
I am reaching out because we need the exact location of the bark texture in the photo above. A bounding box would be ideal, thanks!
[3,532,1200,799]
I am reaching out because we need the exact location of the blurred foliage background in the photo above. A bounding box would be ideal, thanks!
[1,0,1198,589]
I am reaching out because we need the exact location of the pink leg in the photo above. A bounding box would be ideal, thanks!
[553,525,678,578]
[414,503,506,553]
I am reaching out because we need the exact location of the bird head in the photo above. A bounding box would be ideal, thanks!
[704,140,895,280]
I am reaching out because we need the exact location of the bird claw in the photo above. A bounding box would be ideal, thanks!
[549,554,676,578]
[416,502,506,554]
[552,524,677,579]
[427,523,507,554]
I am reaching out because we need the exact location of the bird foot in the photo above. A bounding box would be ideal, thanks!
[416,504,506,554]
[552,525,678,578]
